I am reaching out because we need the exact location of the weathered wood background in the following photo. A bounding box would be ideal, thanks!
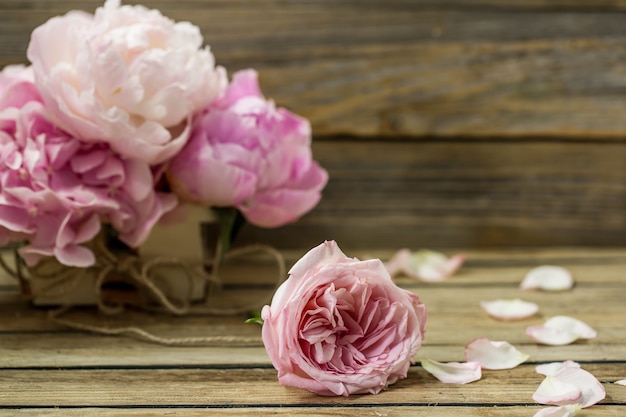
[1,0,625,249]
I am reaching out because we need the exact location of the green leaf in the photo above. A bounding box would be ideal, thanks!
[245,310,263,325]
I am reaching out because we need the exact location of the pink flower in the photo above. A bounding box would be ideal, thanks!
[261,241,427,396]
[168,69,328,228]
[0,65,39,111]
[26,0,226,165]
[0,68,176,267]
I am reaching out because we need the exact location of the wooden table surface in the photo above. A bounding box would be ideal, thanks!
[0,247,624,416]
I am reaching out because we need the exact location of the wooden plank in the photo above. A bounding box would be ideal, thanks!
[2,406,625,417]
[0,364,623,407]
[240,140,626,248]
[3,3,626,137]
[2,333,626,368]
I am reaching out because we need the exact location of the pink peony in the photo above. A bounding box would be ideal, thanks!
[168,69,328,228]
[0,66,176,267]
[261,241,427,396]
[26,0,226,165]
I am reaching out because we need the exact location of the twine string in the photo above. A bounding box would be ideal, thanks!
[1,233,286,346]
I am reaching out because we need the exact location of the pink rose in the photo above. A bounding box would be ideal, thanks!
[168,69,328,227]
[261,241,427,396]
[0,67,176,267]
[26,0,226,165]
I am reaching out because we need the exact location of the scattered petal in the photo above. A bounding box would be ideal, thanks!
[526,326,580,346]
[465,338,529,370]
[386,249,465,282]
[521,265,574,291]
[480,298,539,320]
[533,376,582,405]
[543,316,597,339]
[527,316,596,346]
[615,380,626,386]
[533,404,581,417]
[536,361,580,377]
[534,361,605,408]
[421,359,481,384]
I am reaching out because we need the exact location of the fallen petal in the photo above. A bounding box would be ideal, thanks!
[534,361,605,408]
[480,298,539,320]
[615,380,626,386]
[384,248,411,277]
[396,249,465,282]
[527,317,596,346]
[465,338,529,370]
[552,365,605,408]
[533,376,582,405]
[521,265,574,291]
[526,325,580,346]
[536,361,581,376]
[544,316,597,340]
[533,404,581,417]
[421,359,481,384]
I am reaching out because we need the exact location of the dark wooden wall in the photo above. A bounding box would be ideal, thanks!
[2,1,626,249]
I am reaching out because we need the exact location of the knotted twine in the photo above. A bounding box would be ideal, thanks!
[2,234,286,346]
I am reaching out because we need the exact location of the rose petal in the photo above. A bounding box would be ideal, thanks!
[387,249,464,282]
[533,376,582,405]
[527,316,596,346]
[536,361,581,376]
[533,404,581,417]
[526,326,581,346]
[615,380,626,386]
[465,338,529,370]
[480,298,539,320]
[534,361,605,408]
[521,265,574,291]
[543,316,597,340]
[421,359,481,384]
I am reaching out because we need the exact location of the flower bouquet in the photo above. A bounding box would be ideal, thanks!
[0,0,327,311]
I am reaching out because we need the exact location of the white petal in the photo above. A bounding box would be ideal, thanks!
[552,365,606,408]
[544,316,597,340]
[400,250,465,282]
[533,376,582,405]
[465,338,529,370]
[384,248,411,277]
[615,380,626,386]
[533,404,581,417]
[521,265,574,291]
[536,361,581,376]
[421,359,481,384]
[535,361,606,408]
[527,317,596,346]
[480,298,539,320]
[526,325,580,346]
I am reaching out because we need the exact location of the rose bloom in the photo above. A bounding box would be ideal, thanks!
[168,69,328,228]
[261,241,427,396]
[26,0,226,165]
[0,65,176,267]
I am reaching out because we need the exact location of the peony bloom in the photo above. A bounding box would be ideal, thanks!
[0,66,176,267]
[168,69,328,228]
[261,241,427,396]
[26,0,226,165]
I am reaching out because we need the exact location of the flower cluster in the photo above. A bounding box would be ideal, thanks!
[0,0,327,268]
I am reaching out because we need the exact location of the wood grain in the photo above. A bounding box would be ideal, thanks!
[3,2,626,137]
[1,407,625,417]
[3,2,626,246]
[0,364,624,407]
[0,248,624,415]
[239,139,626,248]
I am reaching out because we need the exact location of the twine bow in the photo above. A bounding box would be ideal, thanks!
[1,233,286,346]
